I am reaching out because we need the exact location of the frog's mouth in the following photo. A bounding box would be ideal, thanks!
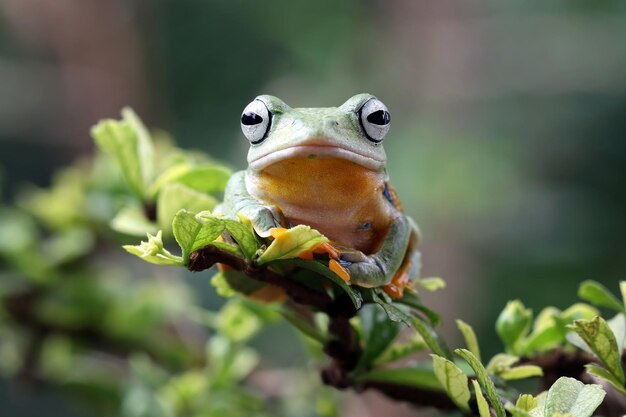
[249,142,385,172]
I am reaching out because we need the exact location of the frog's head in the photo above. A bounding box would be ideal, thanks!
[240,94,390,174]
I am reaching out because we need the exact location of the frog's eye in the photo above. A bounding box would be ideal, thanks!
[359,98,391,143]
[241,99,271,144]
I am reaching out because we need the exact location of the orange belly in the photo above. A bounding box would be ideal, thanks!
[246,157,397,254]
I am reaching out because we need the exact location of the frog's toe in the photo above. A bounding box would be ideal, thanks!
[338,249,368,263]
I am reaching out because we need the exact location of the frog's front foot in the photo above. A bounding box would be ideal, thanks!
[246,205,286,237]
[344,255,390,288]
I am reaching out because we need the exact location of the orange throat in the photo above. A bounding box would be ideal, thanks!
[246,156,396,253]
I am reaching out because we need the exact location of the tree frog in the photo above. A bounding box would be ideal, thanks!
[216,94,420,298]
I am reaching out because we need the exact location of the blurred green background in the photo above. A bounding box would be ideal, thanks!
[0,1,625,416]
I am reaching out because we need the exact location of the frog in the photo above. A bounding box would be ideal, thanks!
[215,94,421,298]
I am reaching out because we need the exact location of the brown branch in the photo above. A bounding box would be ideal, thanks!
[189,245,334,311]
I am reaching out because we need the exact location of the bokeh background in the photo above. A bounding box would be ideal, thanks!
[1,1,625,416]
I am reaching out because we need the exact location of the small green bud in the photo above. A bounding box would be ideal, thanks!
[496,300,532,353]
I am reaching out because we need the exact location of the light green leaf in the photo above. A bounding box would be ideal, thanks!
[607,313,625,352]
[560,303,600,322]
[110,206,159,236]
[485,353,541,380]
[569,316,625,384]
[123,231,183,266]
[544,377,605,417]
[257,225,328,264]
[210,272,236,297]
[149,164,231,197]
[356,366,441,391]
[585,364,626,395]
[496,300,533,354]
[222,219,258,260]
[500,365,543,381]
[122,108,155,188]
[517,394,538,411]
[157,183,217,232]
[578,280,625,314]
[431,354,470,412]
[215,301,262,342]
[472,379,492,417]
[413,316,452,359]
[210,241,243,257]
[416,277,446,292]
[91,109,154,198]
[456,348,506,417]
[486,353,520,374]
[456,320,481,362]
[172,210,224,261]
[357,305,402,369]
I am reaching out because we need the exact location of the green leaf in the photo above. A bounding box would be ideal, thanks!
[607,313,625,352]
[357,305,402,369]
[472,379,492,417]
[217,269,266,297]
[257,225,328,264]
[560,303,600,322]
[122,108,155,188]
[455,348,506,417]
[278,306,326,344]
[431,354,470,412]
[506,403,533,417]
[544,377,605,417]
[270,259,362,309]
[371,289,412,326]
[578,280,625,314]
[500,365,543,381]
[172,210,224,261]
[486,353,520,374]
[222,219,258,260]
[456,320,481,362]
[123,231,183,266]
[396,291,441,325]
[585,363,626,395]
[210,272,236,297]
[149,164,231,197]
[215,301,262,342]
[416,277,446,292]
[569,316,625,384]
[517,394,538,411]
[412,316,452,359]
[157,183,217,231]
[496,300,533,354]
[91,108,154,198]
[485,353,541,380]
[374,333,427,365]
[111,206,159,236]
[356,366,441,391]
[210,241,243,257]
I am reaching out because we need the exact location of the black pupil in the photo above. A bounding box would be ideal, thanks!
[366,110,390,125]
[241,112,263,125]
